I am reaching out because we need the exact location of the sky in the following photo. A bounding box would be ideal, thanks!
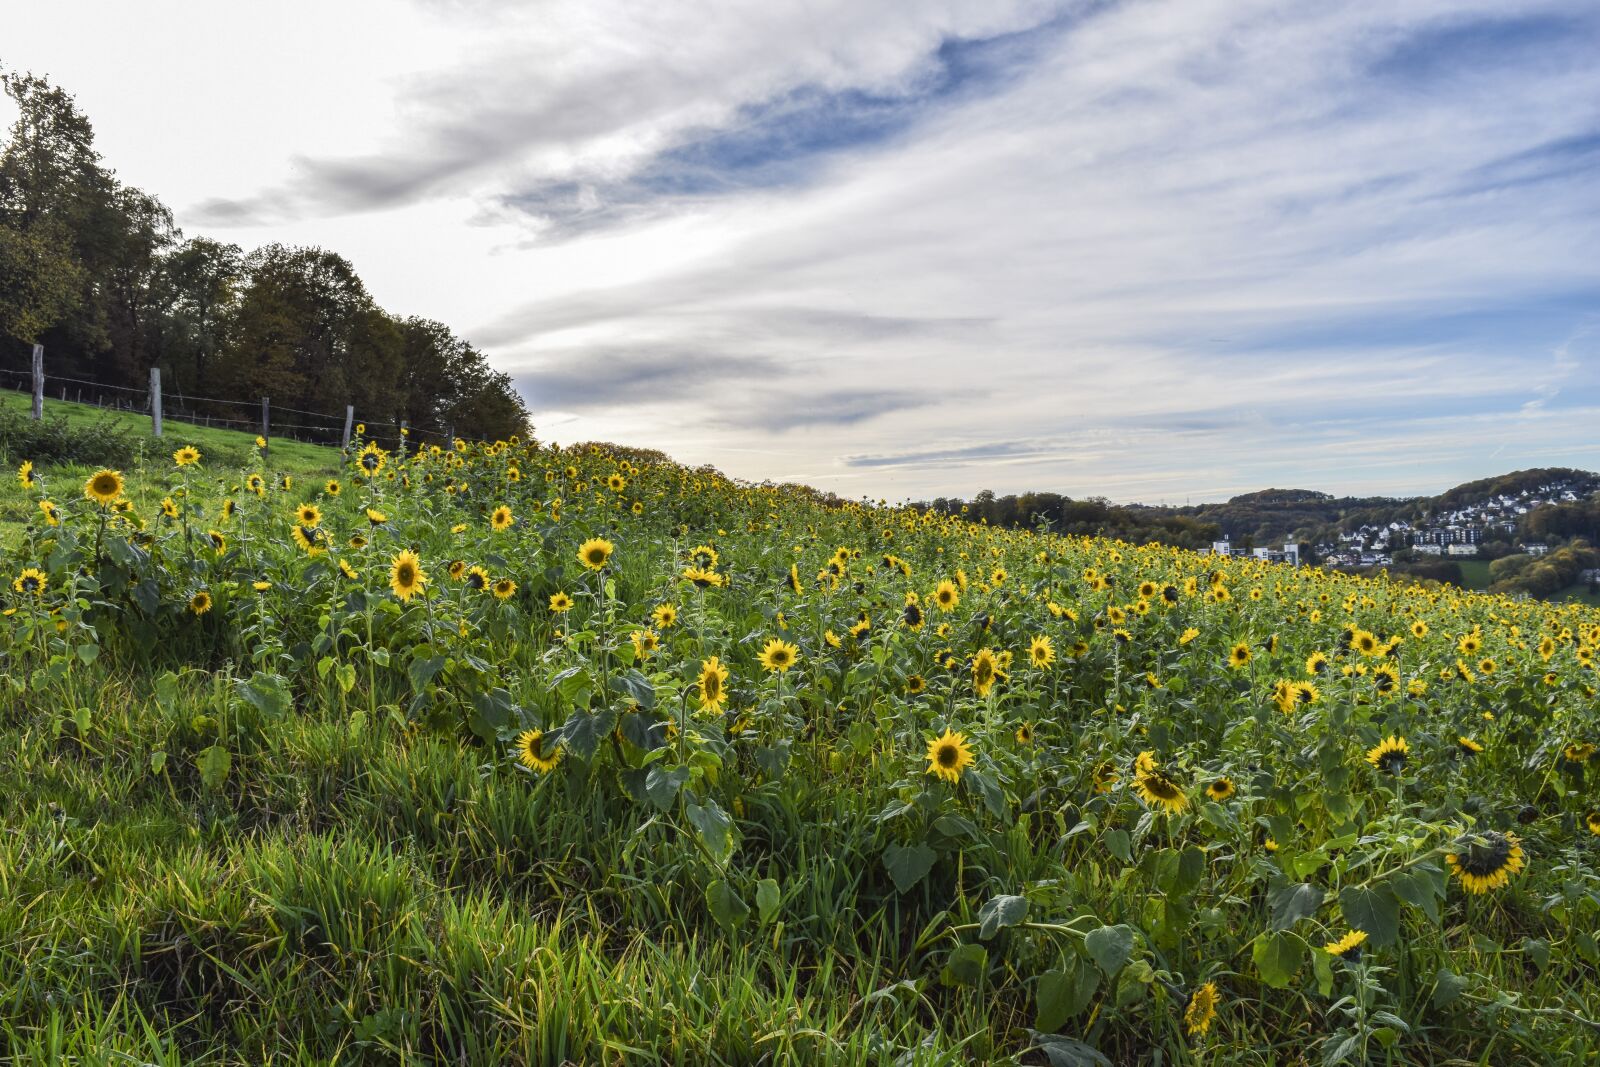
[6,0,1600,504]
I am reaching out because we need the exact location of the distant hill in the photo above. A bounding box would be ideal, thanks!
[920,467,1600,578]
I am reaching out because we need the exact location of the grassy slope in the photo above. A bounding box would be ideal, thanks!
[0,391,338,549]
[0,396,1597,1064]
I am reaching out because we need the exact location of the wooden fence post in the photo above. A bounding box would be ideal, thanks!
[150,367,163,437]
[31,344,44,421]
[260,397,270,459]
[342,405,354,449]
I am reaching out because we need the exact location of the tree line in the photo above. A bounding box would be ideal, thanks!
[0,67,529,443]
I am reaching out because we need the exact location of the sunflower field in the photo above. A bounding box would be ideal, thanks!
[2,432,1599,1065]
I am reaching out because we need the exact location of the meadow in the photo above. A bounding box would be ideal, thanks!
[1,419,1598,1065]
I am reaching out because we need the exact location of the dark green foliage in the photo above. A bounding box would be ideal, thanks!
[0,66,530,444]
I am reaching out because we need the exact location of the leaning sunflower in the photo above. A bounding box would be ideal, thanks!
[925,728,974,784]
[1366,735,1409,776]
[513,729,562,773]
[972,648,1001,698]
[12,568,47,597]
[1134,768,1190,814]
[1205,777,1236,802]
[389,550,426,602]
[1028,634,1055,669]
[1324,930,1367,961]
[1444,830,1525,894]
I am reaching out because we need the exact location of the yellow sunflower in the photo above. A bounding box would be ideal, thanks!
[172,445,201,467]
[490,505,514,531]
[1028,634,1055,669]
[1184,981,1219,1037]
[697,655,730,713]
[972,648,1001,697]
[1324,930,1367,960]
[578,538,614,571]
[758,638,799,673]
[925,728,974,784]
[12,568,47,597]
[189,591,213,616]
[1365,735,1408,775]
[389,550,426,601]
[84,469,124,506]
[1444,830,1525,894]
[514,729,562,773]
[548,591,573,613]
[492,578,517,600]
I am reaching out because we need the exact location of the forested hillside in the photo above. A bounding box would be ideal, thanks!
[0,67,528,442]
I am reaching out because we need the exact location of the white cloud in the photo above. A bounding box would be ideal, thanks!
[7,0,1599,501]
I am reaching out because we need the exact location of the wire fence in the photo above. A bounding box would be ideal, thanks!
[0,352,454,451]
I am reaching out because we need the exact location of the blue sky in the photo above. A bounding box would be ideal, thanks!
[8,0,1600,502]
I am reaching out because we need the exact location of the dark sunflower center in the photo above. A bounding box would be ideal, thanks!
[398,565,415,585]
[937,744,959,768]
[1144,774,1181,800]
[1458,834,1512,875]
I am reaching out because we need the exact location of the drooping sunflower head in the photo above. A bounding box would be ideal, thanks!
[758,638,799,674]
[925,728,974,784]
[1586,811,1600,837]
[465,565,489,591]
[1372,664,1399,694]
[173,445,201,467]
[1015,723,1034,745]
[18,460,35,488]
[160,497,180,519]
[513,729,562,773]
[39,499,60,526]
[1183,981,1219,1037]
[84,469,124,506]
[1365,735,1409,775]
[1134,769,1189,814]
[389,550,426,601]
[578,537,615,571]
[1444,830,1525,894]
[1457,736,1484,756]
[207,530,227,553]
[1324,929,1368,961]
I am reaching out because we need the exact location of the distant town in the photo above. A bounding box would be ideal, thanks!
[1205,473,1598,579]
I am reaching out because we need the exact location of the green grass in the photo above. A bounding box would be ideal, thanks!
[1456,559,1491,590]
[0,391,338,549]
